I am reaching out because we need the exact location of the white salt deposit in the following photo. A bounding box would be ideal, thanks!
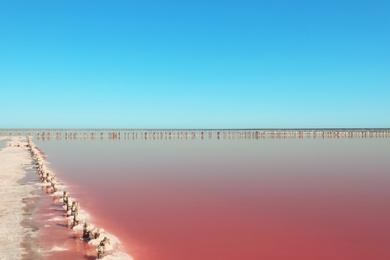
[50,246,68,251]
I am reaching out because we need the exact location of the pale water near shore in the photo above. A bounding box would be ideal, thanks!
[0,138,8,148]
[32,132,390,260]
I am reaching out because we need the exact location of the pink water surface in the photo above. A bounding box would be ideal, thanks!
[33,189,97,260]
[34,135,390,260]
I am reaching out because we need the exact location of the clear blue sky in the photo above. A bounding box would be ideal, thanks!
[0,1,389,129]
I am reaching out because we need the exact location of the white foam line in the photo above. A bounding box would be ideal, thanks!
[48,216,64,222]
[50,246,68,252]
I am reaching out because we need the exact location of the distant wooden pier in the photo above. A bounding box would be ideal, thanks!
[1,129,389,141]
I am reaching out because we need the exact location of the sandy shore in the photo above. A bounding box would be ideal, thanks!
[0,136,40,260]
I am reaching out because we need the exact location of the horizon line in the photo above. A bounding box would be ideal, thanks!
[1,128,390,131]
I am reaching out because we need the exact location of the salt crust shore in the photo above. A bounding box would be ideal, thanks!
[0,136,39,260]
[0,136,132,260]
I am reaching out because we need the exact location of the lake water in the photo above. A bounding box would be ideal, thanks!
[32,131,390,260]
[0,138,8,149]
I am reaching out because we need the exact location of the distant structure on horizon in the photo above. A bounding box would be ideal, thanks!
[1,129,389,141]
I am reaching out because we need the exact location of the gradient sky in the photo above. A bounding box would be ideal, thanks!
[0,1,389,129]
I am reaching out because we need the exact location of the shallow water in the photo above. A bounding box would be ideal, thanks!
[33,188,97,260]
[0,138,8,149]
[33,132,390,260]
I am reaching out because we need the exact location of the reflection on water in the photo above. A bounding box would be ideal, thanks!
[5,129,390,260]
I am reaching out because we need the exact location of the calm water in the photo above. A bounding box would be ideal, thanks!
[34,133,390,260]
[0,138,8,149]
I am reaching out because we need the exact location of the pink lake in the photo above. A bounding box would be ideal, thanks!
[33,131,390,260]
